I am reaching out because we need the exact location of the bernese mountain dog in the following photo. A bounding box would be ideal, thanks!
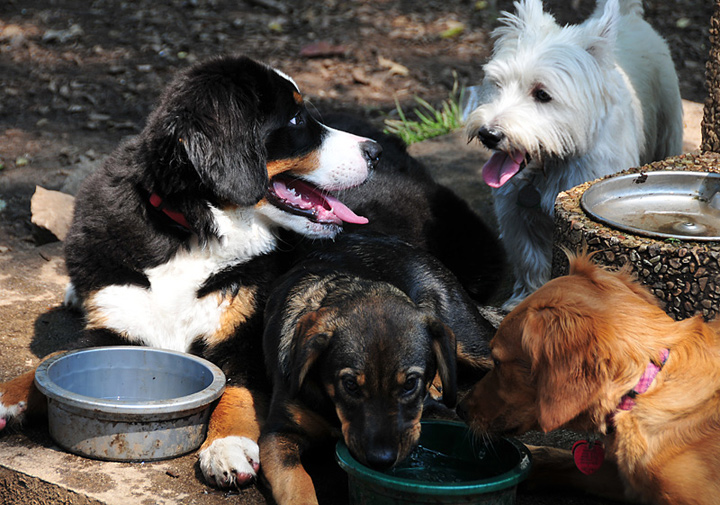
[0,55,380,488]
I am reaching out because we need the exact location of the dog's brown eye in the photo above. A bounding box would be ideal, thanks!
[533,88,552,103]
[403,376,419,394]
[342,377,360,396]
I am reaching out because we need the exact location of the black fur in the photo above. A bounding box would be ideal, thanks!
[265,233,495,394]
[321,113,505,303]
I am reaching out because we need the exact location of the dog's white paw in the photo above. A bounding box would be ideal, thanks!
[198,436,260,488]
[0,394,28,431]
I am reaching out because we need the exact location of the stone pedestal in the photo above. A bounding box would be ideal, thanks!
[553,153,720,321]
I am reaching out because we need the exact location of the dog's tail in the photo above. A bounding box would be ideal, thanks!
[593,0,643,18]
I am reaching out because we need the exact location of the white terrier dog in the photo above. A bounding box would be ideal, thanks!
[466,0,683,311]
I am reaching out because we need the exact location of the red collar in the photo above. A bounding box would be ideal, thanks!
[149,193,191,230]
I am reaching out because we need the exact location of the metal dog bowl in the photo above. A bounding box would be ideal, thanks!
[336,420,531,505]
[34,346,226,461]
[581,171,720,241]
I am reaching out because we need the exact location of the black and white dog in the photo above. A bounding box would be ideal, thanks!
[0,55,380,488]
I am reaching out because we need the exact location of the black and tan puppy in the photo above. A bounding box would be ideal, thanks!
[259,233,494,505]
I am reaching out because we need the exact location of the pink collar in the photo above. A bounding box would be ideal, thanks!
[149,193,191,230]
[617,348,670,411]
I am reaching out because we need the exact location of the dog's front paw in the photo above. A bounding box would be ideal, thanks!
[198,436,260,488]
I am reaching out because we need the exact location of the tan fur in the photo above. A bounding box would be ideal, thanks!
[0,351,66,422]
[205,286,257,347]
[291,307,338,388]
[288,403,334,440]
[0,369,46,420]
[83,292,110,331]
[0,369,36,407]
[266,152,321,179]
[201,386,266,451]
[429,373,443,401]
[460,254,720,505]
[259,433,319,505]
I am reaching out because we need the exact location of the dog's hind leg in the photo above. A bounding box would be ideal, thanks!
[198,385,267,488]
[0,351,69,430]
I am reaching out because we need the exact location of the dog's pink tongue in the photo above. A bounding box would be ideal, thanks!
[482,151,525,188]
[322,193,369,224]
[274,179,368,225]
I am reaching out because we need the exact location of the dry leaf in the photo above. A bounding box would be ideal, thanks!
[378,56,409,77]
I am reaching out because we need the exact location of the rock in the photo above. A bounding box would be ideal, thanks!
[30,186,75,241]
[42,24,84,43]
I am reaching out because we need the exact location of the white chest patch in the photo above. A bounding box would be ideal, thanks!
[83,207,277,352]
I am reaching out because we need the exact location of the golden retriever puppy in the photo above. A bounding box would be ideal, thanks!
[457,254,720,505]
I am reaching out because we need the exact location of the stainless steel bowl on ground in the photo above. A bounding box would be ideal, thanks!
[34,346,226,461]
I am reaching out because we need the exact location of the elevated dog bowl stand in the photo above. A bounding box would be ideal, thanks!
[553,153,720,322]
[553,2,720,322]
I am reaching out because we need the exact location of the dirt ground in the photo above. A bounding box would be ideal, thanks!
[0,0,712,185]
[0,0,714,504]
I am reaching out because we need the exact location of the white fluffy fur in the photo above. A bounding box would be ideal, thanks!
[466,0,683,310]
[199,436,260,487]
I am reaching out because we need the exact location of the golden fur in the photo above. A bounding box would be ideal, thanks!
[458,254,720,505]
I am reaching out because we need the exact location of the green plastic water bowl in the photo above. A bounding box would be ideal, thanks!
[336,420,532,505]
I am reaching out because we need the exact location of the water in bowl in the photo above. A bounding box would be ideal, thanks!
[386,445,501,483]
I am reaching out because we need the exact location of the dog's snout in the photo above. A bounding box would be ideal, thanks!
[365,446,397,470]
[477,126,504,149]
[360,140,382,169]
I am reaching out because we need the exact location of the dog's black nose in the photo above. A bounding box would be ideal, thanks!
[361,140,382,169]
[476,126,504,149]
[365,447,397,470]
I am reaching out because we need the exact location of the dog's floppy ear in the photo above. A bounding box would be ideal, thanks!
[426,318,458,408]
[175,106,268,207]
[288,307,337,395]
[523,304,610,432]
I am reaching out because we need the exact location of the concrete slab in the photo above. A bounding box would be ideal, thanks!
[1,429,262,505]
